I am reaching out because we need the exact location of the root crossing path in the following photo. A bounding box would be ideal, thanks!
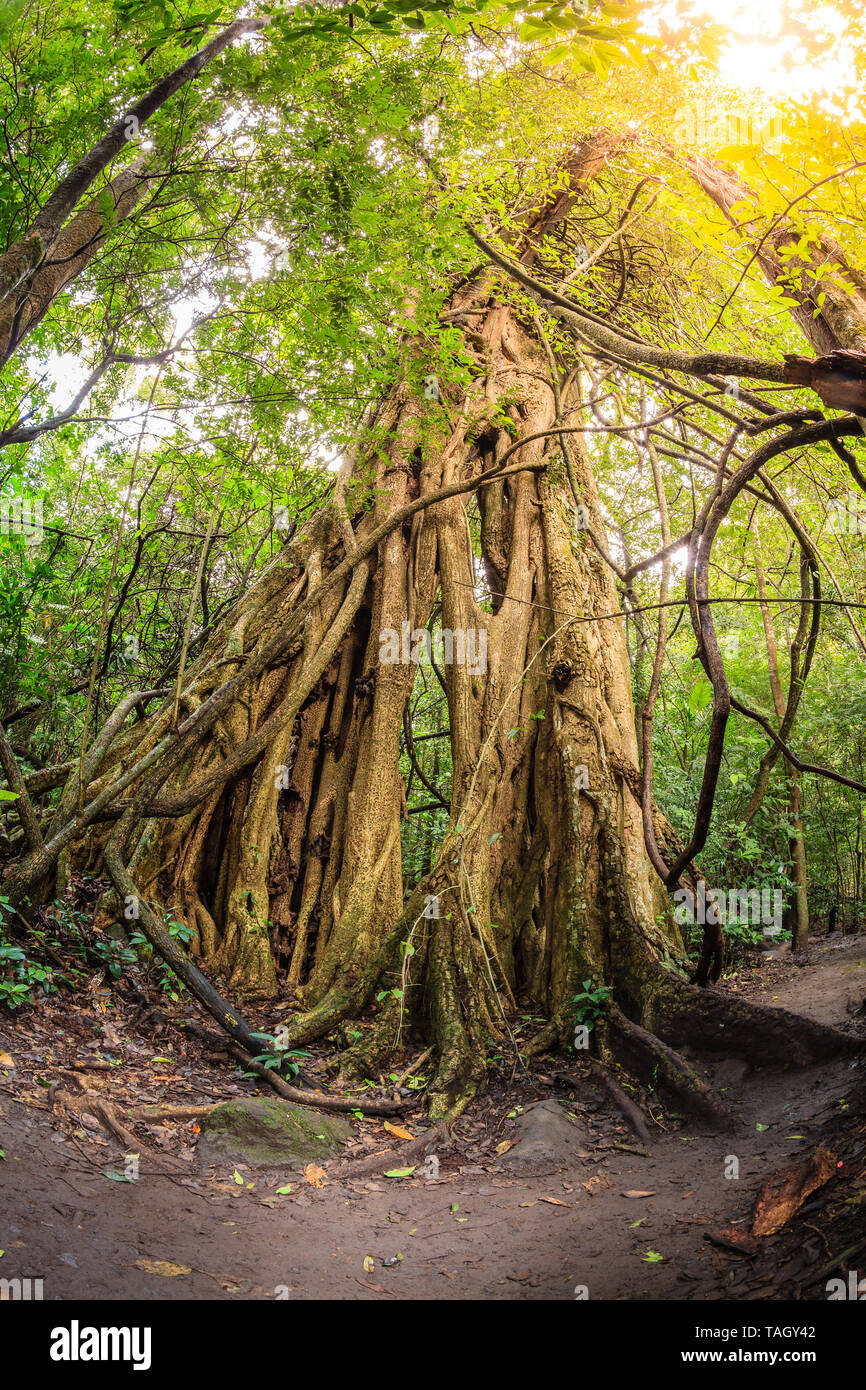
[0,934,863,1301]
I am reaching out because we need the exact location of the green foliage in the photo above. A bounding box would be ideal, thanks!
[242,1033,311,1079]
[0,895,59,1009]
[572,979,612,1029]
[0,0,865,973]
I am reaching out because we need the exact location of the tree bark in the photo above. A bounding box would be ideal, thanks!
[5,142,858,1120]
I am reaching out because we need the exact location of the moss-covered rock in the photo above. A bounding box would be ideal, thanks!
[197,1097,352,1168]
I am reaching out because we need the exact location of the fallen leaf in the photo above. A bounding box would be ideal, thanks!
[232,1170,245,1186]
[752,1146,837,1237]
[494,1139,514,1155]
[383,1121,414,1141]
[275,1184,293,1195]
[0,1050,14,1068]
[384,1166,416,1178]
[363,1255,375,1274]
[304,1163,328,1188]
[133,1259,191,1278]
[622,1190,656,1199]
[539,1197,571,1207]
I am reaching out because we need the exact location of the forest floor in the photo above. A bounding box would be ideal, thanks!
[0,930,864,1301]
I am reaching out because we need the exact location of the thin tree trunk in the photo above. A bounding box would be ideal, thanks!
[750,524,809,950]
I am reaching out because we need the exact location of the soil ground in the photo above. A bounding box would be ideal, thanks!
[1,931,864,1301]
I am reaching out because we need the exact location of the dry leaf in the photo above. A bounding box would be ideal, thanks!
[622,1190,656,1199]
[133,1259,191,1278]
[304,1163,328,1188]
[752,1146,836,1237]
[0,1050,14,1069]
[539,1196,571,1207]
[383,1121,414,1141]
[494,1140,514,1155]
[363,1255,375,1274]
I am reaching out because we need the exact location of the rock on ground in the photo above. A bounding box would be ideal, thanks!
[495,1099,592,1176]
[196,1097,353,1168]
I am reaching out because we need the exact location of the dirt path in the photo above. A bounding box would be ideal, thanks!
[1,935,863,1301]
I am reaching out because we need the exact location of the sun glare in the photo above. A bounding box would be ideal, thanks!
[669,0,858,102]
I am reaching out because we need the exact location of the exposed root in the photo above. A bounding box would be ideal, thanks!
[393,1046,434,1089]
[104,839,268,1056]
[521,1019,562,1058]
[327,1121,449,1179]
[604,1003,733,1129]
[227,1041,408,1115]
[646,968,860,1066]
[589,1057,654,1148]
[425,909,497,1120]
[129,1104,215,1122]
[337,994,406,1084]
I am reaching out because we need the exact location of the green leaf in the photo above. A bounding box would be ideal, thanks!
[687,679,712,716]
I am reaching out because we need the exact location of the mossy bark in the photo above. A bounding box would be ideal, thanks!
[22,154,852,1120]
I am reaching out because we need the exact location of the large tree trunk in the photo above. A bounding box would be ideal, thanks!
[58,277,847,1119]
[70,285,695,1114]
[9,144,856,1120]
